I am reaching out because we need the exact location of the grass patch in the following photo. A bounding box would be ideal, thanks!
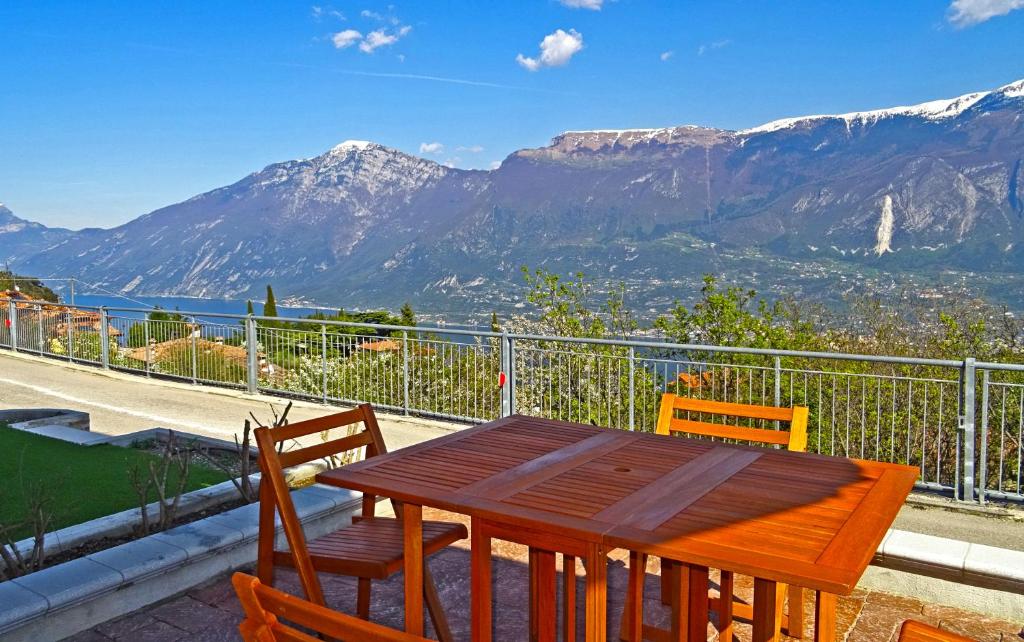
[0,424,229,541]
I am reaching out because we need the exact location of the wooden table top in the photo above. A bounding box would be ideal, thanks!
[316,415,918,595]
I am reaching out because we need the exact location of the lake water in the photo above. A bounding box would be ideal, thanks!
[67,294,334,321]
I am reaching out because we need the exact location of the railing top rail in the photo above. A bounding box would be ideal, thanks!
[975,361,1024,372]
[504,331,965,368]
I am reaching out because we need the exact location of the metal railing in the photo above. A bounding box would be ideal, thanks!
[1,297,1020,504]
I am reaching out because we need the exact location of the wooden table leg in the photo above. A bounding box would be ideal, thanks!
[752,577,785,642]
[787,585,804,640]
[530,549,539,641]
[563,555,577,642]
[533,548,557,642]
[813,592,837,642]
[687,565,709,642]
[619,551,646,642]
[718,571,734,642]
[584,542,606,642]
[402,503,424,636]
[471,518,493,642]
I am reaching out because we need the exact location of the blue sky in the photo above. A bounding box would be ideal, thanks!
[2,0,1023,229]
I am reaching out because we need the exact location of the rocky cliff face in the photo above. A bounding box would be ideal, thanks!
[6,79,1024,312]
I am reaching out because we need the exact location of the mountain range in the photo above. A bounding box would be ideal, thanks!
[3,78,1024,317]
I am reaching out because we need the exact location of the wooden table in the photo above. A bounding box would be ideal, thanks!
[316,415,917,642]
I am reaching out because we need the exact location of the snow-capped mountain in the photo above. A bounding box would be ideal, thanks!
[6,77,1024,312]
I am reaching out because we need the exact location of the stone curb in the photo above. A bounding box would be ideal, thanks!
[872,528,1024,594]
[9,474,260,560]
[0,484,362,642]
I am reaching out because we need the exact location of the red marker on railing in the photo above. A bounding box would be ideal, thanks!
[498,372,506,388]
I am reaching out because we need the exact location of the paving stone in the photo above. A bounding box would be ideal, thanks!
[59,629,112,641]
[93,613,159,639]
[846,603,937,642]
[148,596,239,634]
[123,619,188,642]
[923,604,1021,641]
[862,589,927,614]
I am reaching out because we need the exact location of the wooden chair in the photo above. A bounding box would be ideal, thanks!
[898,620,976,642]
[233,571,430,641]
[254,403,467,641]
[621,393,811,641]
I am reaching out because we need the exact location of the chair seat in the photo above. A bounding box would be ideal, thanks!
[273,517,468,580]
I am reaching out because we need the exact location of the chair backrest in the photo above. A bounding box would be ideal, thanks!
[898,620,975,642]
[655,393,809,452]
[233,572,429,642]
[254,403,388,605]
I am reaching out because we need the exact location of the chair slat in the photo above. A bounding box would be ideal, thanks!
[277,431,375,469]
[670,396,795,422]
[265,406,370,443]
[233,572,429,641]
[667,418,791,446]
[898,620,976,642]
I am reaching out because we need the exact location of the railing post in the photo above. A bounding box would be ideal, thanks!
[499,332,511,418]
[978,369,989,505]
[66,309,73,362]
[8,300,17,352]
[36,305,43,354]
[402,330,410,416]
[773,356,782,406]
[508,336,516,416]
[99,307,110,369]
[190,317,199,383]
[245,314,258,394]
[628,346,636,431]
[321,324,328,404]
[144,313,151,377]
[960,357,977,502]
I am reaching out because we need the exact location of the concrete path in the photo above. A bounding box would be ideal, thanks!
[2,349,1023,551]
[0,351,460,452]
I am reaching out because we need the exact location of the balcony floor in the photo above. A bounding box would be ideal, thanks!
[67,509,1020,642]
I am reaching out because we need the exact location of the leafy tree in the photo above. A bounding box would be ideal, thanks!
[127,308,189,348]
[263,285,278,318]
[0,271,58,302]
[490,312,501,333]
[400,302,416,327]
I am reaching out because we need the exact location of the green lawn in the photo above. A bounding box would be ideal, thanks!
[0,424,229,541]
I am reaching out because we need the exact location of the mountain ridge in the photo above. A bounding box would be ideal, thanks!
[4,77,1024,314]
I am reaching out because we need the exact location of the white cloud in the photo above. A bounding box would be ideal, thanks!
[559,0,603,9]
[443,157,460,168]
[332,29,363,49]
[419,142,444,154]
[489,160,502,170]
[947,0,1024,26]
[360,9,384,20]
[697,39,731,56]
[312,5,345,20]
[516,28,584,71]
[660,50,674,61]
[358,25,411,53]
[457,145,484,153]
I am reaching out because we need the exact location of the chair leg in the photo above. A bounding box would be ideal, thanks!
[718,570,734,642]
[786,585,804,639]
[424,563,454,642]
[357,577,371,620]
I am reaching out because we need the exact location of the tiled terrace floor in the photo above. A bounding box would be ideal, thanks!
[72,509,1022,642]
